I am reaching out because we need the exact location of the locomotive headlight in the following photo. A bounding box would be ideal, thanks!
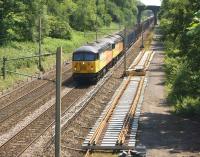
[82,62,85,65]
[74,67,77,71]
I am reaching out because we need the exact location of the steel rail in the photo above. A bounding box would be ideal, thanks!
[84,32,151,147]
[15,87,86,157]
[83,28,154,156]
[117,77,145,144]
[16,50,126,156]
[0,79,72,125]
[0,85,88,157]
[88,78,131,145]
[0,62,72,100]
[0,66,72,118]
[83,33,148,157]
[0,70,70,124]
[0,83,76,146]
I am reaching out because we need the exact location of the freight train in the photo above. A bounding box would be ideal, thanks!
[72,17,154,82]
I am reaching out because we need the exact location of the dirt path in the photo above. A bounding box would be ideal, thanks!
[137,30,200,157]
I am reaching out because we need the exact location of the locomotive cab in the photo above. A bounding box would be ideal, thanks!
[72,52,99,74]
[72,42,111,82]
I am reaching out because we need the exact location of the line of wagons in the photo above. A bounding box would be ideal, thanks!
[72,17,154,82]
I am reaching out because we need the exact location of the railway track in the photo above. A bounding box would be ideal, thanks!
[83,76,148,157]
[0,83,74,147]
[41,29,154,157]
[0,62,76,155]
[0,70,72,124]
[0,84,93,157]
[0,62,72,110]
[0,65,73,131]
[82,45,154,157]
[83,76,144,149]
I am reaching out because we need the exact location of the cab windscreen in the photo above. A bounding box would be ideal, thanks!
[73,52,97,61]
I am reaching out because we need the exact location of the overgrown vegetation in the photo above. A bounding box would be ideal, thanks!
[0,0,138,44]
[159,0,200,117]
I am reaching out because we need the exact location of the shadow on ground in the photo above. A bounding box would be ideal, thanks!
[137,28,200,156]
[138,112,200,154]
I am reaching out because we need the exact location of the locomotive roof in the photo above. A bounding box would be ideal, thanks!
[73,34,122,54]
[74,40,110,54]
[100,34,123,44]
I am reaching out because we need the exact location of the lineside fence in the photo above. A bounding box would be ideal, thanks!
[0,53,56,80]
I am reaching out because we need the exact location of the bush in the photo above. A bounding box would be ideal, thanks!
[107,2,123,23]
[164,54,200,117]
[175,97,200,117]
[103,14,112,26]
[49,16,72,39]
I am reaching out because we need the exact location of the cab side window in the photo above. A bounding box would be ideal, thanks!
[112,44,115,49]
[99,52,104,61]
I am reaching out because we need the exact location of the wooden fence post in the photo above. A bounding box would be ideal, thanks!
[2,57,7,80]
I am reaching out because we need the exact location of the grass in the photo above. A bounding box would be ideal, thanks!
[0,23,121,91]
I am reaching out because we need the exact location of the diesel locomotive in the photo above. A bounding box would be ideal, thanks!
[72,17,154,82]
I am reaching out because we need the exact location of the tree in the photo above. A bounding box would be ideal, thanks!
[159,0,200,116]
[0,0,4,45]
[0,0,138,43]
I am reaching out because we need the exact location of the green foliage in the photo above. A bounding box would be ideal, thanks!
[107,0,137,25]
[175,97,200,117]
[160,0,200,117]
[69,0,97,31]
[0,0,138,44]
[48,16,72,39]
[1,0,50,42]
